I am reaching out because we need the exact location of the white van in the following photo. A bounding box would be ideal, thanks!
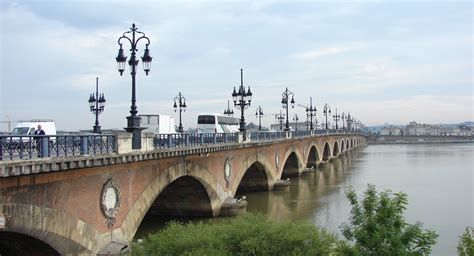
[11,120,57,137]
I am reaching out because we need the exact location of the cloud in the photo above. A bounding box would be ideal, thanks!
[292,43,369,61]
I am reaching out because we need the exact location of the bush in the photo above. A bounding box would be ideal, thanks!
[457,227,474,256]
[339,184,438,255]
[132,213,339,256]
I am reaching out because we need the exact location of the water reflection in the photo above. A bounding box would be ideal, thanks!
[243,150,359,222]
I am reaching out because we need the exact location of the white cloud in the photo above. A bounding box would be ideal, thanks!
[292,43,370,61]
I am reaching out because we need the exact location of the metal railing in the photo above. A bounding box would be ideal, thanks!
[0,134,116,161]
[154,133,238,149]
[249,131,286,141]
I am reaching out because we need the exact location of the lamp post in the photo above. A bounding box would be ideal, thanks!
[293,114,299,131]
[323,103,331,130]
[305,97,317,131]
[88,77,106,133]
[232,69,252,132]
[346,113,353,131]
[173,92,187,133]
[116,23,152,149]
[281,87,295,131]
[224,100,234,116]
[341,112,346,131]
[255,106,264,131]
[333,108,340,130]
[276,111,285,130]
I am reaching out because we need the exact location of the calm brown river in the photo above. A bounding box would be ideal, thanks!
[136,143,474,255]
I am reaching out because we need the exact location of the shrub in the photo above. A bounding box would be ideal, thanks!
[339,184,438,255]
[457,227,474,256]
[132,213,338,255]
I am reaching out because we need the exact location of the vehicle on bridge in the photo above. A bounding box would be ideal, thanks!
[140,114,176,134]
[11,120,57,137]
[197,113,239,133]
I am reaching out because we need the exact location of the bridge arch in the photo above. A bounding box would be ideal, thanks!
[306,144,320,169]
[118,162,225,242]
[0,231,60,255]
[0,204,99,254]
[281,149,304,178]
[233,153,276,194]
[333,141,340,157]
[322,142,332,161]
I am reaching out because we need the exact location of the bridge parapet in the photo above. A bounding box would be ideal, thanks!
[0,131,367,177]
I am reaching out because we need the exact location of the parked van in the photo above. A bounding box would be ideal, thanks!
[11,120,57,137]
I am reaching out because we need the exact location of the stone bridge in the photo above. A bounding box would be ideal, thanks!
[0,133,366,255]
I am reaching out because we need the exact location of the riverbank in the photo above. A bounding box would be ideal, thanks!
[368,135,473,145]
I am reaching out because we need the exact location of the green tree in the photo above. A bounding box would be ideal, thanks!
[457,227,474,256]
[339,184,438,255]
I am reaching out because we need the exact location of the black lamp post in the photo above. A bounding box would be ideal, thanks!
[116,23,152,149]
[88,77,106,133]
[346,113,353,131]
[305,97,317,131]
[293,114,299,131]
[333,108,340,130]
[275,111,285,130]
[224,100,234,116]
[173,92,187,133]
[255,106,264,131]
[323,103,331,130]
[281,87,295,131]
[341,112,346,131]
[232,69,252,132]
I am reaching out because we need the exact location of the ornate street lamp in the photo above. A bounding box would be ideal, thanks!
[333,108,340,130]
[116,23,152,149]
[293,114,299,131]
[232,69,252,132]
[341,112,346,131]
[281,87,295,131]
[88,77,106,133]
[255,106,264,131]
[305,97,317,131]
[323,103,331,130]
[224,100,234,116]
[346,113,353,131]
[275,111,285,130]
[173,92,187,133]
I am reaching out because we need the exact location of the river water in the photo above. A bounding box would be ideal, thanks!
[136,143,473,255]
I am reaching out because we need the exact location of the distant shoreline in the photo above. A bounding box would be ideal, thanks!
[368,135,474,145]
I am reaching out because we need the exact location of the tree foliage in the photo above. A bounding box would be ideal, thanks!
[339,184,438,255]
[457,227,474,256]
[132,213,338,256]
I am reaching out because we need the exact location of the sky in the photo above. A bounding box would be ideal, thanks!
[0,0,472,132]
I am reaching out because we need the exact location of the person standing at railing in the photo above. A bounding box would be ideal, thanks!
[34,125,45,157]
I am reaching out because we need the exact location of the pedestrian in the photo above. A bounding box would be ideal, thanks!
[34,125,45,157]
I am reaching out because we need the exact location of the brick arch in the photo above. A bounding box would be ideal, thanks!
[333,141,340,156]
[321,141,332,161]
[232,153,277,194]
[280,147,305,178]
[0,204,98,254]
[118,162,225,242]
[305,142,321,168]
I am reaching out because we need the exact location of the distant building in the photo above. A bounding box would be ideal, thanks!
[405,121,472,136]
[380,127,402,136]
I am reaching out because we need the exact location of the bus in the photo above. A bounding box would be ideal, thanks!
[197,113,239,133]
